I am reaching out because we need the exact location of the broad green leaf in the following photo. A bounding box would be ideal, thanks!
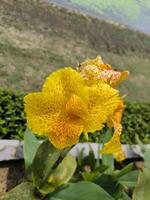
[0,182,39,200]
[32,140,62,193]
[119,170,139,187]
[23,129,40,171]
[48,154,77,187]
[94,174,124,199]
[102,129,114,173]
[47,181,114,200]
[133,168,150,200]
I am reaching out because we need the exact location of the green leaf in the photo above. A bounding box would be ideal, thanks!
[23,129,40,171]
[48,154,77,187]
[136,135,150,170]
[88,145,96,170]
[94,174,124,199]
[0,182,39,200]
[81,171,100,182]
[115,163,134,178]
[118,192,132,200]
[47,181,114,200]
[102,129,114,173]
[95,164,108,173]
[32,140,62,193]
[119,170,139,187]
[76,148,85,168]
[133,168,150,200]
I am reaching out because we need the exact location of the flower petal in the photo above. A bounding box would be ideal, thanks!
[24,92,62,135]
[79,56,129,87]
[112,71,129,87]
[101,123,125,162]
[80,56,111,70]
[66,94,88,118]
[107,99,124,128]
[48,113,84,149]
[83,83,120,133]
[42,67,88,102]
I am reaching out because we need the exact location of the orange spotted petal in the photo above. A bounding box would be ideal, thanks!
[107,99,125,128]
[66,94,88,118]
[48,113,84,149]
[97,70,129,87]
[101,123,125,162]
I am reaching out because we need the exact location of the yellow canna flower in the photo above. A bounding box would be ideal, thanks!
[79,56,129,87]
[24,67,120,149]
[107,99,125,128]
[101,122,125,162]
[101,100,125,161]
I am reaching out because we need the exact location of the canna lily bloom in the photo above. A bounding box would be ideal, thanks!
[79,56,129,87]
[79,56,128,161]
[24,67,120,149]
[101,100,125,161]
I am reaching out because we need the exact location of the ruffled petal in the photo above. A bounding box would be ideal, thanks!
[101,123,125,161]
[66,94,88,118]
[83,83,120,133]
[24,92,62,135]
[79,56,129,87]
[42,67,88,102]
[107,99,124,128]
[48,113,84,149]
[112,71,129,87]
[80,56,104,68]
[102,100,125,161]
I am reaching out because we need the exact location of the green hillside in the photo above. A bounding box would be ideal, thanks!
[0,0,150,102]
[63,0,150,33]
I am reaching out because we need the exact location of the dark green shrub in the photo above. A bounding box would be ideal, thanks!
[0,89,26,139]
[121,102,150,144]
[0,89,150,144]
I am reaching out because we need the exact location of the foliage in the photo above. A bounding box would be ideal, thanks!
[0,182,39,200]
[132,137,150,200]
[0,89,26,139]
[47,181,114,200]
[122,102,150,144]
[75,130,139,199]
[0,89,150,144]
[1,129,139,200]
[23,129,40,171]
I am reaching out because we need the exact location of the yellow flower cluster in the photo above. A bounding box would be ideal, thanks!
[24,56,129,162]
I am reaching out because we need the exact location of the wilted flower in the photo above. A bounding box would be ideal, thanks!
[24,67,120,149]
[79,56,129,87]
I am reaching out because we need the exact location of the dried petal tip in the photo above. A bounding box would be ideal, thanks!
[79,56,129,87]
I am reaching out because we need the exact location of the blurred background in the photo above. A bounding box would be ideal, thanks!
[0,0,150,102]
